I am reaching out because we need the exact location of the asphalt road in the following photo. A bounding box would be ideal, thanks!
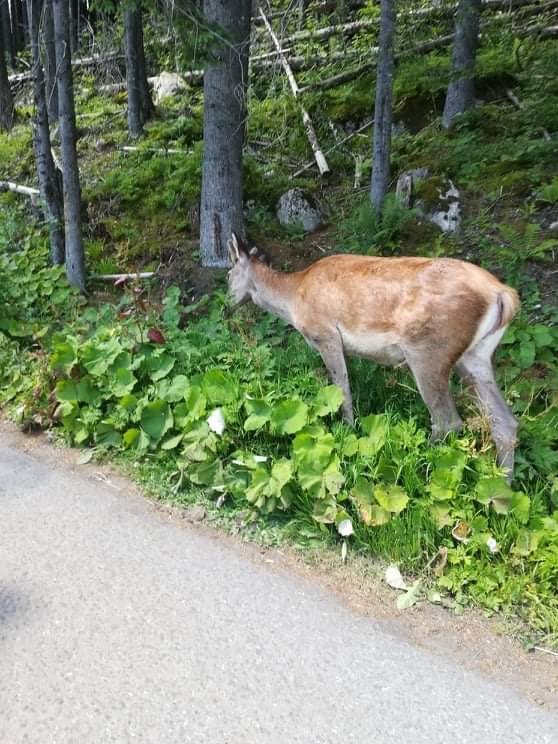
[1,437,557,744]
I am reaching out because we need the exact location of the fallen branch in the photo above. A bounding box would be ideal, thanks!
[120,145,188,155]
[505,88,552,140]
[258,4,330,176]
[300,33,455,93]
[0,180,40,198]
[291,119,373,178]
[89,272,157,281]
[8,51,123,84]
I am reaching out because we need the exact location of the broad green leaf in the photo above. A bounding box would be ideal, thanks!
[350,477,391,526]
[55,379,78,402]
[271,399,308,435]
[430,501,452,528]
[140,400,173,441]
[112,367,136,397]
[270,458,293,491]
[161,432,184,450]
[341,433,359,457]
[313,385,344,417]
[358,415,388,456]
[174,386,206,426]
[322,456,345,495]
[513,529,540,556]
[51,341,76,372]
[82,337,122,376]
[188,458,223,486]
[511,491,530,525]
[163,374,190,402]
[123,428,140,448]
[145,352,175,381]
[312,498,338,524]
[96,422,121,447]
[120,393,138,411]
[476,477,513,514]
[202,369,235,404]
[374,484,409,514]
[244,398,272,431]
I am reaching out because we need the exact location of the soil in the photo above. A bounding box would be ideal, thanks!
[2,419,557,715]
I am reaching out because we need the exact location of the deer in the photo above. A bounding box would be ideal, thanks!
[226,233,520,482]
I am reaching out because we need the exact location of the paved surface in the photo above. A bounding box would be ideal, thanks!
[1,438,557,744]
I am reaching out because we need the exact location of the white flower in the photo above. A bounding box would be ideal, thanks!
[486,537,499,553]
[207,408,225,435]
[337,518,354,537]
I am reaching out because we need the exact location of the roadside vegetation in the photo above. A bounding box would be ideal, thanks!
[1,1,557,647]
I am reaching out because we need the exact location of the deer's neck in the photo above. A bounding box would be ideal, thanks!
[250,263,299,326]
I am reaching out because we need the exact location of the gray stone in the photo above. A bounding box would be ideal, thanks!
[151,71,187,104]
[276,188,321,233]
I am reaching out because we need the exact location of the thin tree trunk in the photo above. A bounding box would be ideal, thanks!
[370,0,395,215]
[0,0,15,66]
[442,0,482,128]
[53,0,86,289]
[44,0,58,121]
[0,8,14,131]
[124,2,153,139]
[27,0,65,264]
[199,0,251,268]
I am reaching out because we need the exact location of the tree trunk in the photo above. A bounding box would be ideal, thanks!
[53,0,86,289]
[27,0,65,264]
[0,0,15,67]
[199,0,251,268]
[370,0,395,215]
[124,2,153,139]
[442,0,482,128]
[0,8,14,131]
[44,0,58,122]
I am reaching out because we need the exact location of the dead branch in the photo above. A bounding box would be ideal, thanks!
[0,180,40,198]
[291,119,373,178]
[120,146,188,154]
[8,51,123,84]
[258,4,330,176]
[89,272,156,281]
[300,33,455,93]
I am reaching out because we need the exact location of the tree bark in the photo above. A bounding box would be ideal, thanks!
[442,0,482,128]
[370,0,395,215]
[43,0,58,122]
[0,0,15,67]
[124,2,153,139]
[52,0,86,289]
[199,0,251,268]
[0,8,14,131]
[27,0,65,264]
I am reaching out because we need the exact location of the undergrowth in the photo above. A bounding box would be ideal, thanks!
[1,232,557,645]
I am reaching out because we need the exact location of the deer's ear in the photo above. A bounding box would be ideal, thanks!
[229,232,248,264]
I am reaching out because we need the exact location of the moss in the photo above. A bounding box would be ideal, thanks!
[413,176,447,210]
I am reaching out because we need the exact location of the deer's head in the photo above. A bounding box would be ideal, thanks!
[227,233,269,309]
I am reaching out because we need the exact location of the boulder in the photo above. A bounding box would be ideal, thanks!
[151,71,187,104]
[276,188,321,233]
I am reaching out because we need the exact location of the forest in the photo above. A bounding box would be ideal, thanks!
[0,0,557,647]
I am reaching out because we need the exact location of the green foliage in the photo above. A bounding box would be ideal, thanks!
[336,194,419,254]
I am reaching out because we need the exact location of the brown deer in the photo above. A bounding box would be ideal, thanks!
[227,233,520,481]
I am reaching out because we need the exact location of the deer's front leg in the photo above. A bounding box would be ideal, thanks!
[312,336,354,425]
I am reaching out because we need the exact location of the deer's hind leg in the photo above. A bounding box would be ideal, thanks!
[404,348,463,441]
[456,334,518,481]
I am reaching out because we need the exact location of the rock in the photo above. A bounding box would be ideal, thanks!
[426,180,461,234]
[276,188,321,233]
[549,221,558,232]
[395,168,429,208]
[151,71,187,104]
